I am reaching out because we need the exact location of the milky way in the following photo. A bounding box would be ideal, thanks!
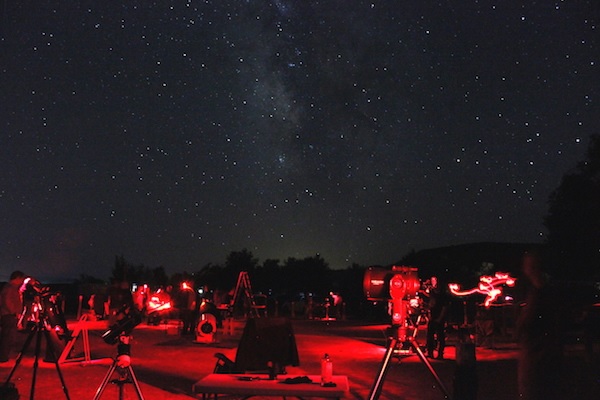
[1,1,597,281]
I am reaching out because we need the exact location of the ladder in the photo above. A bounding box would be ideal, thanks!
[232,271,261,318]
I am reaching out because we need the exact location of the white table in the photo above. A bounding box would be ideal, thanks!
[193,374,349,399]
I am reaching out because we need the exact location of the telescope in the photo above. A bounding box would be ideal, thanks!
[6,277,72,398]
[363,265,452,399]
[20,277,70,346]
[96,304,145,399]
[23,277,50,297]
[363,265,420,327]
[101,304,142,345]
[363,265,420,302]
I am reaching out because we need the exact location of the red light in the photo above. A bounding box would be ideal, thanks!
[148,296,172,312]
[449,272,516,307]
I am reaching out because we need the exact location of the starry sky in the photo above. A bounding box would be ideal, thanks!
[1,1,598,282]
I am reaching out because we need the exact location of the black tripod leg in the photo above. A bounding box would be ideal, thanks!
[3,326,36,385]
[127,365,145,400]
[43,328,71,400]
[367,337,398,400]
[93,360,118,400]
[29,326,44,400]
[410,339,450,399]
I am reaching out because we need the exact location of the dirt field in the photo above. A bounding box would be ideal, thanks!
[1,317,598,399]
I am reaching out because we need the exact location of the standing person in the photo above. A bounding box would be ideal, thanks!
[132,284,148,316]
[329,291,343,319]
[517,251,564,400]
[0,271,26,362]
[426,276,450,359]
[179,281,198,335]
[107,279,133,325]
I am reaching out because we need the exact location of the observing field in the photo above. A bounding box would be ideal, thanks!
[1,316,598,399]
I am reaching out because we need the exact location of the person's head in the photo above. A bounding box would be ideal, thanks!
[9,270,26,285]
[431,276,438,288]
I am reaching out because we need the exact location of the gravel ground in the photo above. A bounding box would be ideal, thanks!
[1,317,598,400]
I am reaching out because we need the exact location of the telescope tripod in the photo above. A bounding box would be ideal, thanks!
[368,311,450,400]
[93,335,144,400]
[3,318,71,399]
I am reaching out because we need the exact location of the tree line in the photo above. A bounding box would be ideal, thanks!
[73,134,600,310]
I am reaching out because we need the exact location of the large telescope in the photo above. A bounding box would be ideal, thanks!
[363,265,420,301]
[101,305,142,345]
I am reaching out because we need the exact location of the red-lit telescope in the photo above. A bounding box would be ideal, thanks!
[363,265,420,301]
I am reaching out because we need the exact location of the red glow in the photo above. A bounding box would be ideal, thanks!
[449,272,516,307]
[148,295,172,313]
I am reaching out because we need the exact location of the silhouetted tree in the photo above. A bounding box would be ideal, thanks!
[195,263,226,290]
[225,248,259,271]
[111,254,128,282]
[150,266,169,287]
[254,258,283,294]
[110,256,169,288]
[223,248,259,286]
[283,254,330,295]
[544,134,600,279]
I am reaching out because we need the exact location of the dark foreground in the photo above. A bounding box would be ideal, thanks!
[0,317,598,400]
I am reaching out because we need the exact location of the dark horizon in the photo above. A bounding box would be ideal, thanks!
[5,239,547,284]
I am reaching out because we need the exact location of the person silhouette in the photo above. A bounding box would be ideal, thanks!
[426,276,450,359]
[0,271,27,362]
[517,251,564,400]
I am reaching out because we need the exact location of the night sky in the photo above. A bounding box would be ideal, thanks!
[1,1,598,282]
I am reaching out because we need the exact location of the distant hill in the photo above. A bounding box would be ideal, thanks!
[397,242,545,285]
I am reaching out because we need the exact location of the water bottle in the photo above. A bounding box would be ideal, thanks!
[320,353,333,386]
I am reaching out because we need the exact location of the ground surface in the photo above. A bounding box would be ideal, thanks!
[1,316,598,399]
